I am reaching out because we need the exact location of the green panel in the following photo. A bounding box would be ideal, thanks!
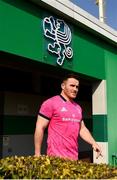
[0,0,43,61]
[0,116,36,135]
[72,29,105,79]
[93,115,107,142]
[105,50,117,165]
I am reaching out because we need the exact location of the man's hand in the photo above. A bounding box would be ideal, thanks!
[92,143,103,159]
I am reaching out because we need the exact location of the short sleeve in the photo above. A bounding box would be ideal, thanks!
[38,98,53,120]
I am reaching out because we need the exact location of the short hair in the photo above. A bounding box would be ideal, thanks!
[62,73,79,83]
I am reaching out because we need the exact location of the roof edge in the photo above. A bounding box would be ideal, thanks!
[31,0,117,45]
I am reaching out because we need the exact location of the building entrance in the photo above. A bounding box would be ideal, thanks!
[0,52,97,162]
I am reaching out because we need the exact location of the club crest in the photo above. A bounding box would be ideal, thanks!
[43,16,73,66]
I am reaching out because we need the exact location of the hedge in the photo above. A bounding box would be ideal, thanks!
[0,155,117,179]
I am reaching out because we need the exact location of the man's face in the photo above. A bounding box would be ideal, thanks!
[61,78,79,100]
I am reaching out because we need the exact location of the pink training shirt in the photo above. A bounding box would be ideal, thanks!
[39,95,82,160]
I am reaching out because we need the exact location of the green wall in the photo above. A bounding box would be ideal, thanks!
[1,0,105,79]
[0,0,43,61]
[105,49,117,165]
[93,115,108,142]
[72,28,105,78]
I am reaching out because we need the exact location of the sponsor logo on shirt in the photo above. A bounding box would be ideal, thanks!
[62,117,81,122]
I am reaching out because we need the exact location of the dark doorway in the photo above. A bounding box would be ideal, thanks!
[0,51,95,161]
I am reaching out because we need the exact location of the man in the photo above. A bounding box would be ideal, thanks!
[34,74,102,160]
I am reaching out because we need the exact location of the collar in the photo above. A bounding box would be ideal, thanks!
[59,94,67,102]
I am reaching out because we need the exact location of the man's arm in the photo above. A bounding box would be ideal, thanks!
[34,115,49,157]
[79,120,102,158]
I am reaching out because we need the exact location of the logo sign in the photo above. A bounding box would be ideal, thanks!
[43,16,73,66]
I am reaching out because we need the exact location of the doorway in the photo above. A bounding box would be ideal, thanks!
[0,51,96,161]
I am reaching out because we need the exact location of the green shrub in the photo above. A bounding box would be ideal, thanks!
[0,155,117,179]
